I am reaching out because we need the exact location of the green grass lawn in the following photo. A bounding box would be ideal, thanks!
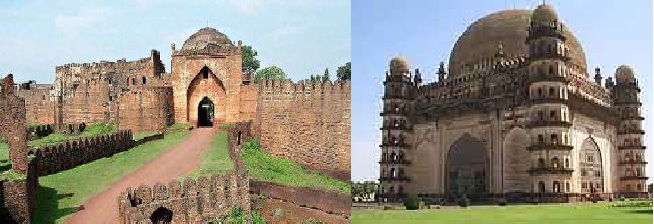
[28,122,115,147]
[186,131,234,179]
[352,203,653,224]
[33,130,190,224]
[0,142,9,172]
[132,131,160,141]
[240,138,350,193]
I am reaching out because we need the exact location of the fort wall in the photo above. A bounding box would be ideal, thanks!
[117,86,171,133]
[117,122,252,223]
[255,79,351,180]
[28,130,134,176]
[16,81,55,124]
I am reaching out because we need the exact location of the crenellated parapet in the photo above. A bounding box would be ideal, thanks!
[28,130,134,176]
[257,79,350,96]
[117,121,253,223]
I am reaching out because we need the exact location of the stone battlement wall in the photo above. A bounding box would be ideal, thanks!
[0,160,38,224]
[255,80,351,180]
[249,180,350,218]
[28,130,134,176]
[15,81,56,124]
[117,86,172,133]
[118,122,252,223]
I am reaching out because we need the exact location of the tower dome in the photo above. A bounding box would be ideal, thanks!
[532,3,559,23]
[181,27,234,51]
[390,56,410,74]
[448,9,586,77]
[615,65,635,84]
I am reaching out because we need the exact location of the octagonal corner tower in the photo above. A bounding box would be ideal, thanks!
[170,27,243,127]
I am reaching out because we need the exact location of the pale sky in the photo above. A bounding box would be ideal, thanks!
[352,0,654,182]
[0,0,351,83]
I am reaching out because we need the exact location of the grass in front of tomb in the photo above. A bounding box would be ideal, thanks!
[28,122,115,148]
[351,202,653,224]
[186,130,234,179]
[0,142,9,172]
[166,122,193,132]
[33,130,190,224]
[240,138,350,193]
[132,131,160,141]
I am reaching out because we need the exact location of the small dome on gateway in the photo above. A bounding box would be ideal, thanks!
[182,27,234,51]
[390,56,410,74]
[615,65,635,84]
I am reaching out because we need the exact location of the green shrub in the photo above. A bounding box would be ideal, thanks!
[404,193,420,210]
[459,196,471,207]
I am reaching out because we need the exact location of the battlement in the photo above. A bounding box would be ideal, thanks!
[28,130,134,176]
[117,121,253,223]
[55,50,162,74]
[257,79,350,95]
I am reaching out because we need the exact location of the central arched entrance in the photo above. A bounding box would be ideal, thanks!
[197,96,214,127]
[446,134,488,201]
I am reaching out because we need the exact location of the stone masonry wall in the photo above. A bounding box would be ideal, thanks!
[15,81,55,125]
[118,122,252,223]
[28,130,134,176]
[117,86,171,133]
[255,80,351,180]
[0,74,36,224]
[249,180,350,218]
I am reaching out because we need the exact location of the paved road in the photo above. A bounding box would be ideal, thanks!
[65,128,214,224]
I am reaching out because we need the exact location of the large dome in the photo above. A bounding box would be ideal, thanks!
[182,27,234,51]
[448,9,587,76]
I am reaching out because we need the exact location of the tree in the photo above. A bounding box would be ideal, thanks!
[322,68,330,82]
[254,66,287,81]
[241,45,260,71]
[310,74,321,83]
[336,62,351,81]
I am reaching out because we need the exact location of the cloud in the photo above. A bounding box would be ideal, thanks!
[268,25,301,41]
[55,6,111,36]
[226,0,266,15]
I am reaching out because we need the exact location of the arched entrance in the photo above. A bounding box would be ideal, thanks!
[446,134,488,200]
[197,96,214,127]
[579,137,603,193]
[150,207,173,223]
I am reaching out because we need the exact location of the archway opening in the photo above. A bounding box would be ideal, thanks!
[150,207,173,223]
[579,138,604,193]
[197,96,214,127]
[446,134,488,200]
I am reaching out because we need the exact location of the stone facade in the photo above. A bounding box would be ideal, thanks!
[118,122,252,223]
[379,4,648,203]
[28,130,134,176]
[14,27,351,180]
[0,74,38,224]
[256,79,351,180]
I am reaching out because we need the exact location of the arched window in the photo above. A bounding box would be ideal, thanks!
[551,157,560,168]
[142,77,147,85]
[538,158,545,168]
[538,181,546,193]
[549,87,554,97]
[390,152,397,162]
[390,168,396,177]
[565,182,570,192]
[551,134,558,145]
[538,135,544,143]
[637,184,643,191]
[564,158,570,168]
[382,153,387,162]
[553,181,561,193]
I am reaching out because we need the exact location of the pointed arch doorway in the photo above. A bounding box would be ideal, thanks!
[197,96,214,127]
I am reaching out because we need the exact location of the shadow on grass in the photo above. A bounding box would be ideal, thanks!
[32,185,81,224]
[624,209,653,215]
[0,160,11,172]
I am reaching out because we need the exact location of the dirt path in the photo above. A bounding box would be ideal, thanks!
[65,128,215,224]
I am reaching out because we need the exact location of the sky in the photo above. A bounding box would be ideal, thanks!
[352,0,654,182]
[0,0,351,83]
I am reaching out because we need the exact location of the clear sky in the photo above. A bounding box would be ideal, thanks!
[0,0,351,83]
[352,0,654,182]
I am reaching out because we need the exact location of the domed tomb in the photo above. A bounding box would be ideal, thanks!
[181,27,234,51]
[448,9,587,77]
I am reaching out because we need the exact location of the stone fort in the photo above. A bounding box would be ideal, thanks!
[14,27,350,180]
[379,3,648,203]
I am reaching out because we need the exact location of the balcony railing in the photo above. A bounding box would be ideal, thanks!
[527,143,573,151]
[379,142,411,148]
[379,159,412,165]
[619,160,648,165]
[617,145,646,150]
[617,129,645,135]
[620,176,649,181]
[529,97,568,105]
[379,176,411,182]
[526,120,572,128]
[528,167,574,175]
